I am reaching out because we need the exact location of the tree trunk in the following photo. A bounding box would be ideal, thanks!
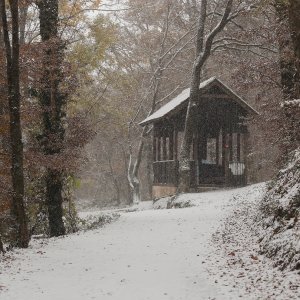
[178,0,207,193]
[0,0,29,248]
[275,0,300,153]
[274,2,297,100]
[177,0,233,193]
[288,1,300,92]
[0,234,4,253]
[127,73,161,204]
[38,0,66,237]
[19,5,28,45]
[287,0,300,147]
[46,169,65,236]
[128,129,146,204]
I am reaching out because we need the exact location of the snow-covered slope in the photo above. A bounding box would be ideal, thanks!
[258,148,300,271]
[208,183,300,300]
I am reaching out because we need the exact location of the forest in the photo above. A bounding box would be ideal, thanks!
[0,0,299,299]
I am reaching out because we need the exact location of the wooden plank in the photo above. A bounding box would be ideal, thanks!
[216,132,219,165]
[157,137,161,161]
[224,136,230,186]
[174,129,178,161]
[229,132,233,161]
[222,128,226,168]
[243,132,249,185]
[162,136,167,161]
[169,130,174,161]
[237,133,241,162]
[153,136,157,162]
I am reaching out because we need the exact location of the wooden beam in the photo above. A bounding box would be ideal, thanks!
[222,128,226,168]
[229,132,233,162]
[174,129,178,161]
[237,133,241,162]
[153,136,157,162]
[216,132,219,165]
[157,137,161,161]
[224,134,230,186]
[162,136,167,161]
[243,132,249,185]
[169,130,174,160]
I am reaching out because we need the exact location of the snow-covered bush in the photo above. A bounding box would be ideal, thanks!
[153,195,194,209]
[77,212,120,231]
[258,148,300,270]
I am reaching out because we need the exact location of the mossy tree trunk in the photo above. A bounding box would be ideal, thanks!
[38,0,66,237]
[275,0,300,154]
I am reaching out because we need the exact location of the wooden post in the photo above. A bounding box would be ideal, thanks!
[229,132,233,162]
[222,128,226,168]
[153,136,157,162]
[237,133,241,162]
[224,134,230,186]
[169,129,174,160]
[162,135,167,161]
[216,132,219,165]
[157,136,161,161]
[174,129,178,161]
[243,132,249,185]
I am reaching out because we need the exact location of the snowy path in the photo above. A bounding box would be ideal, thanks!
[0,190,242,300]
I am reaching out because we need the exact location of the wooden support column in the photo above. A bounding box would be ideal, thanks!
[169,129,174,160]
[229,132,233,162]
[216,131,219,165]
[153,136,157,162]
[224,134,230,186]
[243,132,250,185]
[237,133,241,162]
[174,129,178,161]
[222,128,226,168]
[157,136,161,161]
[162,135,167,161]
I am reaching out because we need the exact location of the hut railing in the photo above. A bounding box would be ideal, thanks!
[228,161,246,186]
[153,160,196,186]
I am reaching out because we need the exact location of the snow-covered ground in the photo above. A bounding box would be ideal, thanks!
[0,184,299,300]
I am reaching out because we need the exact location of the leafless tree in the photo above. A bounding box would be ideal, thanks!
[178,0,252,192]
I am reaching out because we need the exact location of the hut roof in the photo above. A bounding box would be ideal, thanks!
[140,77,258,126]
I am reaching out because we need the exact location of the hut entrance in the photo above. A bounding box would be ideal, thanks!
[197,130,246,186]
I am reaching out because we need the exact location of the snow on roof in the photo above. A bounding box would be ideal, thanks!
[140,77,258,126]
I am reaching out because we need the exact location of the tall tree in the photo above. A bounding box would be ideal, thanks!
[38,0,66,236]
[0,0,29,247]
[274,0,300,154]
[178,0,235,192]
[288,1,300,85]
[284,0,300,149]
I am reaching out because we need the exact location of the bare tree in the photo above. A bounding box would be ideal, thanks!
[126,0,197,203]
[178,0,241,192]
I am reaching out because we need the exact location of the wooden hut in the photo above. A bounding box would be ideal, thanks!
[140,77,258,198]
